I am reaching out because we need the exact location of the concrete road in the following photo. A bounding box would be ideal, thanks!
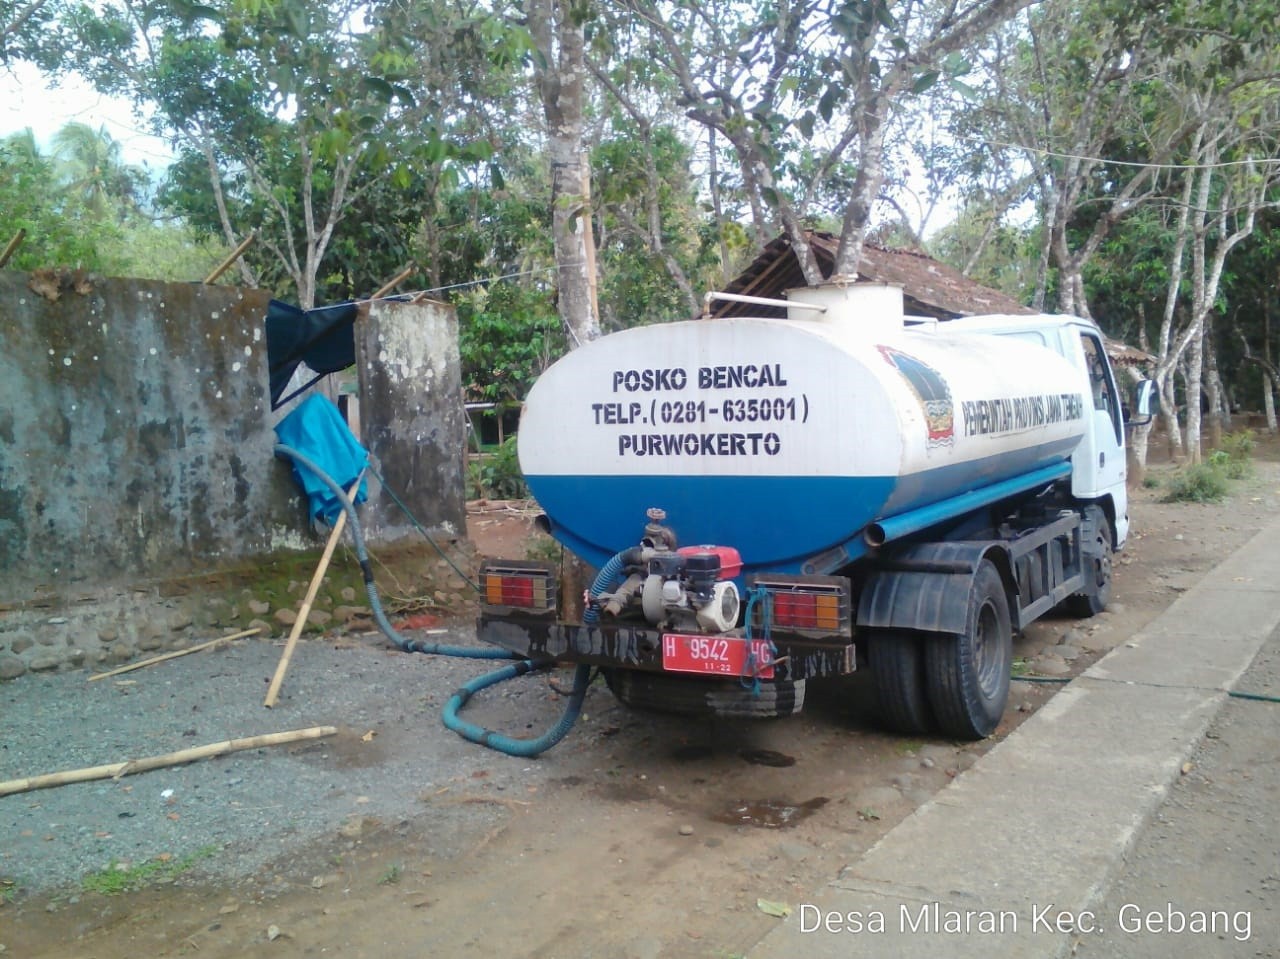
[749,514,1280,959]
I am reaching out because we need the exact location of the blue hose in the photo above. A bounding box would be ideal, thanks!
[443,660,593,756]
[274,443,589,757]
[583,546,642,624]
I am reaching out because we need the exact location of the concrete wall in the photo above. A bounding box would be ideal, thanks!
[0,272,296,596]
[0,271,467,678]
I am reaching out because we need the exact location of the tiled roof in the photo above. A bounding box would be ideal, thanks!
[710,231,1033,319]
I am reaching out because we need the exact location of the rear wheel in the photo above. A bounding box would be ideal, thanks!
[924,560,1011,740]
[868,630,933,734]
[1066,507,1112,617]
[603,669,805,719]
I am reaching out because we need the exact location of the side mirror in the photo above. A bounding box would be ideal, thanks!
[1128,379,1158,426]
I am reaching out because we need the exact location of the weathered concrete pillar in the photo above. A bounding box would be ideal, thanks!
[355,299,466,541]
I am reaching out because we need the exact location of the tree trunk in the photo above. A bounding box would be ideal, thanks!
[1266,299,1278,432]
[1161,372,1184,462]
[1128,420,1149,488]
[1204,317,1225,451]
[529,0,600,348]
[708,128,731,286]
[1184,337,1204,465]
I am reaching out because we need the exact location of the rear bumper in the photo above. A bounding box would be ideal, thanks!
[477,615,855,682]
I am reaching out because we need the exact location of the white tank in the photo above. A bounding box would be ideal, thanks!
[519,285,1087,575]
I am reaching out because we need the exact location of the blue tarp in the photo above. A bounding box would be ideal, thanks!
[274,394,369,525]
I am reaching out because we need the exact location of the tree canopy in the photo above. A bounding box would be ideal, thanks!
[5,0,1280,466]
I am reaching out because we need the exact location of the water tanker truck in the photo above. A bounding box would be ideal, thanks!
[477,282,1156,739]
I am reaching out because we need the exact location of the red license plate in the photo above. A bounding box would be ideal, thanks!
[661,634,775,679]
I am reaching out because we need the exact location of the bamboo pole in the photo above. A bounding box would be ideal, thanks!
[264,473,364,708]
[203,231,257,284]
[367,264,415,301]
[88,627,262,682]
[0,726,338,798]
[0,228,26,268]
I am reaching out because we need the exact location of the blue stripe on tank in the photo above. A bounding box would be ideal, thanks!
[524,474,896,573]
[526,440,1077,574]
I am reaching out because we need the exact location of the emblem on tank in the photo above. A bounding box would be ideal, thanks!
[876,346,955,447]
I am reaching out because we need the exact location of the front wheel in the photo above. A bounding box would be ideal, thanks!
[924,560,1012,740]
[1066,507,1112,617]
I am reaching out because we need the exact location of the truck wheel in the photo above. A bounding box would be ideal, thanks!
[602,669,805,719]
[924,560,1011,740]
[1066,508,1112,617]
[869,631,933,734]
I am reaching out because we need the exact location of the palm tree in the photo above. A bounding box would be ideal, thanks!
[2,126,44,164]
[50,121,146,219]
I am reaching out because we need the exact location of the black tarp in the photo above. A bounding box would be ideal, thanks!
[265,299,359,410]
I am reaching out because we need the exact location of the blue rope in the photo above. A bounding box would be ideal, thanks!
[741,586,777,696]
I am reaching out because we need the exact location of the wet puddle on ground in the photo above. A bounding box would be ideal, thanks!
[711,797,829,828]
[738,749,796,767]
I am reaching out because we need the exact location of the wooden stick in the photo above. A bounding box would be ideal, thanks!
[0,228,26,268]
[203,231,257,284]
[88,627,262,682]
[0,726,337,797]
[264,474,364,708]
[368,264,415,301]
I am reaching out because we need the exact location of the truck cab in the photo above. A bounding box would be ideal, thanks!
[941,314,1130,549]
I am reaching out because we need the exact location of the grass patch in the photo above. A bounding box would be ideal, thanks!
[1156,429,1256,504]
[895,739,922,756]
[1,877,17,904]
[1208,430,1255,480]
[1161,463,1230,503]
[1142,474,1161,489]
[378,863,402,886]
[82,845,217,896]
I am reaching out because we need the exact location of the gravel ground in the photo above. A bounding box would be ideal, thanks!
[0,626,581,899]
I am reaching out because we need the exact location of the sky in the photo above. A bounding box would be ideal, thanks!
[0,62,175,169]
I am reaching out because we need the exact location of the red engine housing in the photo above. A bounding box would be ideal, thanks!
[676,545,743,580]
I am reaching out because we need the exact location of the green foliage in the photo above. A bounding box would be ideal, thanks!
[1161,463,1230,503]
[1208,430,1255,479]
[1,132,112,270]
[1,123,233,279]
[466,437,528,500]
[592,125,722,326]
[457,283,564,406]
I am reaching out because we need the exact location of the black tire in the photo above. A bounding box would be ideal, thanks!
[868,630,933,734]
[603,669,805,718]
[1066,507,1113,618]
[924,560,1012,740]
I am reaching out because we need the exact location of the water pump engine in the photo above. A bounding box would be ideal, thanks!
[593,509,743,633]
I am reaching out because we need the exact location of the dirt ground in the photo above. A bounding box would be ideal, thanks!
[5,431,1280,959]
